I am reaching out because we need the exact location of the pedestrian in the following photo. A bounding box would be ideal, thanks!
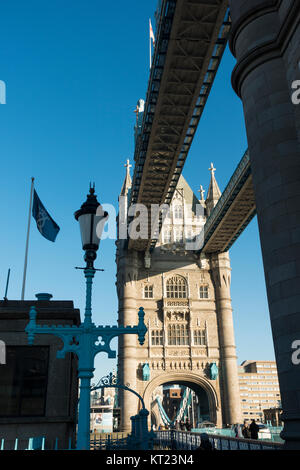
[242,422,251,439]
[186,421,192,432]
[249,419,259,440]
[234,423,243,438]
[196,433,215,451]
[179,420,185,431]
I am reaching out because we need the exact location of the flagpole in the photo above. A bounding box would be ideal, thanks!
[21,177,34,300]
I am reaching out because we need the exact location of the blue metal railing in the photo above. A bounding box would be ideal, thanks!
[154,430,283,450]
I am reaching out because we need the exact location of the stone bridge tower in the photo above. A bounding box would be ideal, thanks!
[116,163,241,431]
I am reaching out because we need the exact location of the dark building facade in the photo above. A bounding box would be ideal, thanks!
[0,296,80,449]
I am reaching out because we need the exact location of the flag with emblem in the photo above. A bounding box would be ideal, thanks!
[32,189,60,242]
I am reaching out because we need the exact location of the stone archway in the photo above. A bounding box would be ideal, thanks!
[143,372,221,427]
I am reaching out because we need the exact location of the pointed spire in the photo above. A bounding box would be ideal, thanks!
[120,159,132,197]
[206,162,221,215]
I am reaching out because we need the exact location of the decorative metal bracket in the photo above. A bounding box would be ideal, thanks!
[25,306,147,361]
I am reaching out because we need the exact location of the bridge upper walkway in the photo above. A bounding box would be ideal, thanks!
[202,150,256,253]
[129,0,230,251]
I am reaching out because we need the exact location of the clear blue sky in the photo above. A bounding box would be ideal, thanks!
[0,1,275,382]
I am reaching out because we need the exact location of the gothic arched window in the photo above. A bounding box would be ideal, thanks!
[167,324,189,345]
[166,276,187,298]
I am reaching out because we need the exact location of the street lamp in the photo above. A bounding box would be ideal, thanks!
[74,183,108,268]
[25,185,148,450]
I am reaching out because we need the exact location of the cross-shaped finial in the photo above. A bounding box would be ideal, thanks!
[209,162,216,176]
[124,159,132,173]
[198,185,205,201]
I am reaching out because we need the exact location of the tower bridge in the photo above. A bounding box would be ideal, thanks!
[117,0,250,435]
[116,0,300,449]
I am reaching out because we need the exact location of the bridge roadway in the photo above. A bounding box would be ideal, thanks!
[129,0,230,252]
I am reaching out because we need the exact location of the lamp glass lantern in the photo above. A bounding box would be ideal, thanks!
[74,185,108,266]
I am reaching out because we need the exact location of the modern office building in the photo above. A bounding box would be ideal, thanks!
[238,360,281,422]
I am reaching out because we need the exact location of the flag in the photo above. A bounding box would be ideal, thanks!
[32,189,60,242]
[149,19,155,46]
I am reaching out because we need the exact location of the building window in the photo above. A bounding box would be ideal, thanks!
[166,276,187,299]
[193,329,206,346]
[167,324,189,345]
[199,285,209,299]
[0,346,49,417]
[144,285,153,298]
[163,228,172,244]
[151,330,163,346]
[174,204,183,220]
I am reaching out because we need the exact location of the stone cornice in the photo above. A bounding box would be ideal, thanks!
[229,0,281,56]
[230,0,300,97]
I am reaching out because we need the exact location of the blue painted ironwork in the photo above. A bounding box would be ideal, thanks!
[210,363,219,380]
[91,373,153,450]
[154,430,283,451]
[91,372,146,410]
[25,267,147,450]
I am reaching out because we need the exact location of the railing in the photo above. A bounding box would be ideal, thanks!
[204,149,251,238]
[0,436,74,450]
[90,433,129,450]
[154,430,283,450]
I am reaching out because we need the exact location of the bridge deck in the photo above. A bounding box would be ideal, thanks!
[129,0,230,252]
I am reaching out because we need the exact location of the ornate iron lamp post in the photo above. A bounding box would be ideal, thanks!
[25,186,147,450]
